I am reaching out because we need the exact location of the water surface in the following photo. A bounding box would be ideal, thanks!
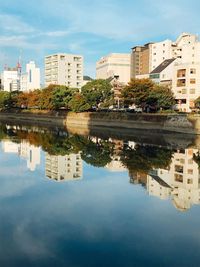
[0,124,200,267]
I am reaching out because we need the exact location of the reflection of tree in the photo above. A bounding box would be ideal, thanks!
[193,151,200,168]
[120,144,173,175]
[81,140,113,167]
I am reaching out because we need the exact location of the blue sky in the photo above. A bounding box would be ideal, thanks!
[0,0,200,80]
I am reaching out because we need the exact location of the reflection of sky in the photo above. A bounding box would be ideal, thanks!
[0,146,200,267]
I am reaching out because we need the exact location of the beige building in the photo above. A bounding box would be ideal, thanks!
[96,53,131,84]
[45,153,83,182]
[130,43,152,79]
[45,53,83,89]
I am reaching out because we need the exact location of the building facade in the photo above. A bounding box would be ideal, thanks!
[1,67,20,92]
[21,61,40,92]
[45,153,83,182]
[45,53,83,89]
[96,53,131,84]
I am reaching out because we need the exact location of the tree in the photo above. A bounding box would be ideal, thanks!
[147,85,175,110]
[0,91,10,109]
[81,79,113,108]
[52,85,78,109]
[122,78,154,106]
[68,93,90,112]
[195,97,200,109]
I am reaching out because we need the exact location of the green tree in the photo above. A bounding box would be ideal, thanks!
[81,79,113,108]
[52,85,78,109]
[68,93,90,112]
[0,91,11,109]
[122,78,154,106]
[147,85,175,110]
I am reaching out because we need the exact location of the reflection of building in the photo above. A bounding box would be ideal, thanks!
[2,140,41,172]
[106,156,126,172]
[2,140,20,153]
[45,153,83,182]
[147,148,200,211]
[19,141,41,171]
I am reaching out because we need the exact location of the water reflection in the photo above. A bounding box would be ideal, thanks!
[1,123,200,212]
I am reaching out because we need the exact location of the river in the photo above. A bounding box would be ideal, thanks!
[0,123,199,267]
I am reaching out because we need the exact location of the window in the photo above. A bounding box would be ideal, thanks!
[188,159,193,164]
[190,79,196,84]
[190,88,195,94]
[177,69,186,78]
[190,68,196,74]
[175,165,184,174]
[182,89,187,94]
[177,79,186,87]
[175,174,183,183]
[187,178,193,184]
[188,169,193,175]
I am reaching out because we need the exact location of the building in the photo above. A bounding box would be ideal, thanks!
[1,67,20,92]
[45,153,83,182]
[130,43,152,79]
[21,61,40,92]
[149,58,177,87]
[45,53,83,89]
[96,53,131,84]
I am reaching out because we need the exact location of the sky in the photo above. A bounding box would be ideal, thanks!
[0,0,200,80]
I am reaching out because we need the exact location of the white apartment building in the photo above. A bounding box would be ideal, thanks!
[21,61,40,92]
[96,53,131,84]
[150,39,173,72]
[45,53,83,89]
[172,63,200,112]
[1,68,20,92]
[45,153,83,182]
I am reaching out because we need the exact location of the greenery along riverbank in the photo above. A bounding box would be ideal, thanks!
[0,78,177,113]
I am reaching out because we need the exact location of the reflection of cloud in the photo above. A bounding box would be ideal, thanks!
[13,222,52,258]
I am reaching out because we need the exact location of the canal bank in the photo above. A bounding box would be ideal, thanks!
[0,110,200,135]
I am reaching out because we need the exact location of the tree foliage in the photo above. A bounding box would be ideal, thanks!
[81,79,113,108]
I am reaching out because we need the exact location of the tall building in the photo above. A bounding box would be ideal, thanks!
[1,67,20,92]
[21,61,40,92]
[45,53,83,89]
[45,153,83,182]
[130,43,153,79]
[96,53,131,84]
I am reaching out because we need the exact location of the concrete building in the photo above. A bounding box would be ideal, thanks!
[45,153,83,182]
[1,67,20,92]
[45,53,83,89]
[96,53,131,84]
[21,61,40,92]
